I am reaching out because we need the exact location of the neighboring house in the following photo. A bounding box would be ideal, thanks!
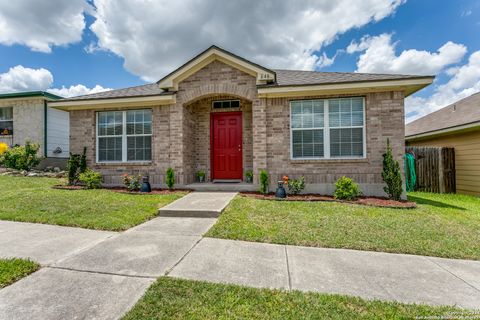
[50,46,433,195]
[406,92,480,196]
[0,91,70,167]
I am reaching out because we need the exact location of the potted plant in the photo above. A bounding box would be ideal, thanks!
[196,170,206,183]
[245,170,253,183]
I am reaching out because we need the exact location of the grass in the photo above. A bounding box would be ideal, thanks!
[206,192,480,260]
[0,258,39,288]
[123,277,460,320]
[0,176,186,231]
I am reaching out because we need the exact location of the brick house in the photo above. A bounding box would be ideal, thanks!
[50,46,433,195]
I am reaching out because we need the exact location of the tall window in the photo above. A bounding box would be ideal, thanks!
[290,97,365,159]
[97,110,152,162]
[0,107,13,136]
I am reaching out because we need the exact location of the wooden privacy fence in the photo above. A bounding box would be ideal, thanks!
[405,146,456,193]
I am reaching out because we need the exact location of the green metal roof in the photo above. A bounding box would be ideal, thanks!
[0,91,62,100]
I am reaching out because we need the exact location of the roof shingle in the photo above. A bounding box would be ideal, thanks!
[405,92,480,137]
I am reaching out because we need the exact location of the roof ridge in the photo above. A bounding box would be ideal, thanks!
[61,82,156,100]
[273,69,430,77]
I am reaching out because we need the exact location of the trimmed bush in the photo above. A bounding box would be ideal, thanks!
[122,174,142,191]
[259,170,269,194]
[67,147,88,185]
[0,142,40,171]
[334,176,361,200]
[79,169,102,189]
[166,167,175,189]
[382,139,403,201]
[287,176,305,195]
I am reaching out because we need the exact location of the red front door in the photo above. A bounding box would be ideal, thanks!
[211,112,243,180]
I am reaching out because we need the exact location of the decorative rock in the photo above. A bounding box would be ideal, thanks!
[53,167,61,173]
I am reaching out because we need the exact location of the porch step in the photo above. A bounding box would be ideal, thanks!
[185,182,256,192]
[158,192,237,218]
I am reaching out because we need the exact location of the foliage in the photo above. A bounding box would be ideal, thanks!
[334,176,361,200]
[245,170,253,181]
[207,192,480,260]
[122,173,142,191]
[382,139,403,200]
[67,148,88,185]
[0,176,186,231]
[0,142,8,155]
[79,169,102,189]
[287,176,306,195]
[197,170,205,179]
[0,142,40,171]
[166,167,175,189]
[259,170,269,194]
[124,277,459,320]
[0,258,39,288]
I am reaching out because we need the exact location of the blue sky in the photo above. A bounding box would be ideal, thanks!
[0,0,479,122]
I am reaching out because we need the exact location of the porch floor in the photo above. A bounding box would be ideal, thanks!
[185,182,256,192]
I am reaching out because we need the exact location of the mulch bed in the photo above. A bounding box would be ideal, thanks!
[240,192,416,209]
[52,185,191,195]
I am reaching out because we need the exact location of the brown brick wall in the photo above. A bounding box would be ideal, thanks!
[262,91,405,195]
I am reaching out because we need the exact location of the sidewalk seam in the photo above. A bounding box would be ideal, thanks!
[284,245,292,290]
[165,237,203,276]
[426,258,480,293]
[46,265,157,280]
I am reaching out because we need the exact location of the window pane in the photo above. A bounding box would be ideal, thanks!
[292,131,302,143]
[98,111,122,136]
[127,136,151,161]
[291,114,301,128]
[293,143,302,158]
[98,137,122,161]
[0,120,13,135]
[329,99,340,113]
[340,112,352,126]
[352,98,363,112]
[303,130,313,143]
[330,128,363,157]
[291,103,302,115]
[329,112,340,127]
[340,99,351,113]
[0,107,13,120]
[352,112,363,126]
[302,114,313,128]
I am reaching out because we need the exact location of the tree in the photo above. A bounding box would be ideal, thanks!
[382,139,403,201]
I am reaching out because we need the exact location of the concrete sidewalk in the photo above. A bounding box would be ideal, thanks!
[170,238,480,309]
[159,192,237,217]
[2,217,480,319]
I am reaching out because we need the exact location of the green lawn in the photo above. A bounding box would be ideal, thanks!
[0,176,186,231]
[0,258,39,288]
[206,192,480,260]
[123,277,459,320]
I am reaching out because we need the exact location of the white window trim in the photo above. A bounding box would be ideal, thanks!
[289,97,366,160]
[0,107,13,136]
[96,110,152,163]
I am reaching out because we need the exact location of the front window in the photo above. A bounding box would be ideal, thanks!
[0,107,13,136]
[97,110,152,162]
[290,97,365,159]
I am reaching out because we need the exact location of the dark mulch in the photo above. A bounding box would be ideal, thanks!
[240,192,416,209]
[52,185,191,195]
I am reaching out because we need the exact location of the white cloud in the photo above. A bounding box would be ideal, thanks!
[0,65,53,92]
[0,65,110,98]
[0,0,88,52]
[48,84,111,98]
[316,52,336,69]
[348,33,467,75]
[406,51,480,122]
[90,0,405,81]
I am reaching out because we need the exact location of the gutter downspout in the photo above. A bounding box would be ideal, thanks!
[44,100,48,157]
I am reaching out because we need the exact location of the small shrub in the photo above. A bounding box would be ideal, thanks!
[245,170,253,182]
[382,139,403,201]
[0,142,40,171]
[79,147,87,174]
[334,176,361,200]
[79,169,102,189]
[259,170,269,194]
[288,176,305,195]
[67,153,81,185]
[166,167,175,189]
[123,173,142,191]
[196,170,205,182]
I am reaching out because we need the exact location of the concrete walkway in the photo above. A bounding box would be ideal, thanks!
[159,192,237,217]
[1,217,480,319]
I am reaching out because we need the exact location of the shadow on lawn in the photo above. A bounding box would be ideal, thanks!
[408,195,466,211]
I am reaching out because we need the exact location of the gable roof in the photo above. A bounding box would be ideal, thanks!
[405,91,480,139]
[157,45,276,90]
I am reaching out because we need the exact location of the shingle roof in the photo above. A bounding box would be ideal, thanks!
[405,92,480,137]
[60,83,172,102]
[59,68,432,102]
[271,69,431,87]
